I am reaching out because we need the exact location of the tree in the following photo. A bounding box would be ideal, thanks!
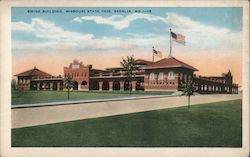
[120,55,136,95]
[64,75,74,100]
[182,80,196,109]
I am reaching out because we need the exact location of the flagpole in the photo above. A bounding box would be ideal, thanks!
[169,28,172,57]
[152,46,154,62]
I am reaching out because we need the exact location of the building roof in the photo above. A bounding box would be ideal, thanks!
[142,57,198,71]
[135,59,153,65]
[15,67,52,77]
[105,67,123,71]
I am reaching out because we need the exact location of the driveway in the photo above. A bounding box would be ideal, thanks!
[12,94,241,128]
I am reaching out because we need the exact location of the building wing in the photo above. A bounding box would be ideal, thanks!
[15,67,52,77]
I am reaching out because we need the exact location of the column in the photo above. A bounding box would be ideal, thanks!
[57,82,60,91]
[120,81,124,91]
[99,81,103,91]
[43,83,46,90]
[132,80,136,91]
[50,82,53,91]
[109,81,113,91]
[37,82,40,91]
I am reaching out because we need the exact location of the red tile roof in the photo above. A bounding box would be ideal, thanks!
[143,57,198,71]
[135,59,153,65]
[15,67,52,77]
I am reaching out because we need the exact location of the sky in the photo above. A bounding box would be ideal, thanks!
[12,7,243,85]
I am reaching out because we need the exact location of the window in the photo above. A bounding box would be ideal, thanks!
[158,72,164,80]
[168,71,175,80]
[72,64,80,69]
[81,81,88,85]
[184,74,187,81]
[149,73,155,80]
[180,73,183,80]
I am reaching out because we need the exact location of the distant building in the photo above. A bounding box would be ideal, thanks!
[15,67,63,91]
[15,57,238,94]
[64,59,91,90]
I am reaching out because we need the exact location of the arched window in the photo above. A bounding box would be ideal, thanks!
[168,71,175,80]
[81,81,88,85]
[149,73,155,80]
[158,72,164,80]
[184,74,187,81]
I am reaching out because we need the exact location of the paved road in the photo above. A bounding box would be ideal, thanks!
[12,94,241,128]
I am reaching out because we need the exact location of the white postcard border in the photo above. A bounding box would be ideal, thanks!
[0,1,249,157]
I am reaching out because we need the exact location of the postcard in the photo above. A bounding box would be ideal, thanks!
[0,0,249,157]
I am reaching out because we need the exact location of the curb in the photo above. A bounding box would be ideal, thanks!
[11,94,179,109]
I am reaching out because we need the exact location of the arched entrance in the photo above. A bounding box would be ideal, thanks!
[113,80,120,90]
[53,82,57,90]
[102,80,109,90]
[45,83,50,90]
[124,79,130,91]
[92,81,99,90]
[73,81,78,90]
[40,83,44,90]
[136,79,144,90]
[31,82,37,90]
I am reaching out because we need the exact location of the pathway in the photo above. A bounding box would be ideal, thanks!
[12,94,241,128]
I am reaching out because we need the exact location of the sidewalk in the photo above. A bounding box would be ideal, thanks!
[12,94,241,128]
[11,94,176,109]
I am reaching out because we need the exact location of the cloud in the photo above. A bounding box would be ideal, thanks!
[12,18,94,42]
[12,21,35,32]
[165,13,242,50]
[12,12,242,55]
[72,12,242,51]
[12,18,167,53]
[73,13,168,30]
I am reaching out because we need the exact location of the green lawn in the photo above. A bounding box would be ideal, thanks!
[12,90,173,105]
[12,99,242,147]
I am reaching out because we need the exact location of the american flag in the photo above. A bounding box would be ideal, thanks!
[153,48,162,58]
[171,32,185,45]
